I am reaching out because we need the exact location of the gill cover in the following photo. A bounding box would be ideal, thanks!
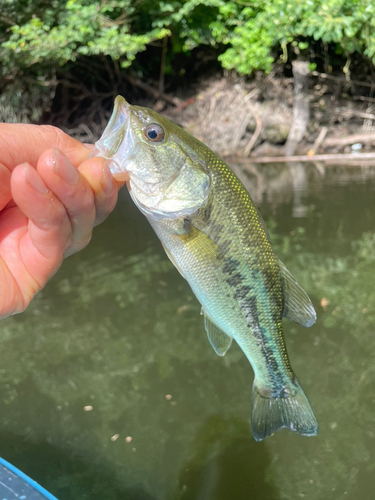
[93,96,211,220]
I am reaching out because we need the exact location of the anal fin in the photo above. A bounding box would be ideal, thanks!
[278,258,316,328]
[203,310,232,356]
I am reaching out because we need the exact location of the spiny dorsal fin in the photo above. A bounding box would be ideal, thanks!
[278,258,316,328]
[203,310,232,356]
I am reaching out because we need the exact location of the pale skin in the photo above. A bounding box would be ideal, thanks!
[0,124,127,319]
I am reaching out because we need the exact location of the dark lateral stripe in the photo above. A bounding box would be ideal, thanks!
[221,256,287,392]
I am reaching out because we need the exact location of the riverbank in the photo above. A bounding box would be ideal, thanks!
[166,73,375,159]
[55,71,375,159]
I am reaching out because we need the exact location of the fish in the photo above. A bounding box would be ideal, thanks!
[92,96,318,441]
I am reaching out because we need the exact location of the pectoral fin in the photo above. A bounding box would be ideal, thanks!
[177,223,221,260]
[203,310,232,356]
[161,242,186,279]
[278,258,316,328]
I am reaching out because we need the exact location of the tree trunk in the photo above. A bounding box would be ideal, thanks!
[285,60,310,156]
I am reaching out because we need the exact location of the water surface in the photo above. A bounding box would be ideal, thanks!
[1,161,375,499]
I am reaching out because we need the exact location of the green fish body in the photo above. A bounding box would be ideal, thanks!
[93,96,318,441]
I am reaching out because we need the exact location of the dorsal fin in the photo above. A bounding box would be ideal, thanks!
[203,310,233,356]
[278,258,316,328]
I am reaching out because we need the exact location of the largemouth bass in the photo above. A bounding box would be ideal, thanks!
[93,96,318,441]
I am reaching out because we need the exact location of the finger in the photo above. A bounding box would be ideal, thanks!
[10,163,73,287]
[77,157,125,226]
[0,124,91,171]
[36,149,96,256]
[0,162,12,210]
[0,206,36,317]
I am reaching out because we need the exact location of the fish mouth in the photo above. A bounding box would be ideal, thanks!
[91,96,137,178]
[92,95,186,192]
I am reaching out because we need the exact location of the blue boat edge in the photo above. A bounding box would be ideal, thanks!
[0,456,58,500]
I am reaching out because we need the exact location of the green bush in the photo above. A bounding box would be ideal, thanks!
[1,0,375,121]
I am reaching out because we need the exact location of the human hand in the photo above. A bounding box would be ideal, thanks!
[0,124,124,319]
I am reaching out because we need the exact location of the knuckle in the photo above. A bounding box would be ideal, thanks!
[82,232,93,248]
[94,194,118,226]
[52,203,68,226]
[38,125,70,149]
[69,231,92,256]
[73,185,95,214]
[80,196,96,217]
[66,193,96,222]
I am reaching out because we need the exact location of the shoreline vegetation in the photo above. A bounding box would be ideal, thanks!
[2,1,375,161]
[50,70,375,163]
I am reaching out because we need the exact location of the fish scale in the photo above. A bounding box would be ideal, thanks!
[93,96,318,441]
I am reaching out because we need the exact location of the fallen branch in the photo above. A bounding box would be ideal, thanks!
[324,133,375,147]
[243,114,262,156]
[307,126,328,156]
[79,123,97,143]
[224,152,375,163]
[353,96,375,104]
[124,75,182,107]
[336,108,375,121]
[346,111,375,121]
[311,71,375,89]
[175,96,196,111]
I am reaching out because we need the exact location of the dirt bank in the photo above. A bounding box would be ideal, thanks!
[165,73,375,159]
[57,71,375,159]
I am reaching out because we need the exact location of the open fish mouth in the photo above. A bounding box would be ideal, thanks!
[91,96,137,178]
[92,94,211,220]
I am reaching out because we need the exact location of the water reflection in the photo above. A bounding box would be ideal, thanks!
[287,162,309,217]
[231,160,375,214]
[178,416,278,500]
[0,162,374,499]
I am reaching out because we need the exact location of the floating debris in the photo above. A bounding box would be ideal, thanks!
[83,405,93,411]
[177,305,189,314]
[111,434,120,441]
[320,297,330,309]
[125,436,132,443]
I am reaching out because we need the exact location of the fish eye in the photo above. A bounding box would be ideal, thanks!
[144,123,165,142]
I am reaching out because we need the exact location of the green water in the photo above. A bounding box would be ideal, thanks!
[1,161,375,499]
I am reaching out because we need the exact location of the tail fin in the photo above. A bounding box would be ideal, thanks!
[251,379,318,441]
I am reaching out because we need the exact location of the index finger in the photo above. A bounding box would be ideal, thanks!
[0,124,91,171]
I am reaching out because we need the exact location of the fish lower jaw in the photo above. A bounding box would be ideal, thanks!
[128,188,199,221]
[128,169,180,198]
